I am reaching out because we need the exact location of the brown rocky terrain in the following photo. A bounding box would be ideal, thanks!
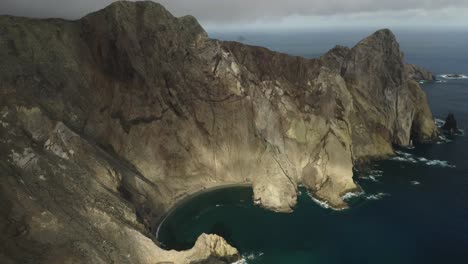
[405,63,436,81]
[0,1,438,263]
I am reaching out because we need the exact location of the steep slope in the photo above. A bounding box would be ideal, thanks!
[0,1,438,263]
[405,64,436,81]
[338,29,437,158]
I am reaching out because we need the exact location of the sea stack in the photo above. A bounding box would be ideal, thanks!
[442,113,460,135]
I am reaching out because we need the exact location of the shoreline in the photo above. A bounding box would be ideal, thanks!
[154,182,253,245]
[153,182,363,245]
[154,181,368,245]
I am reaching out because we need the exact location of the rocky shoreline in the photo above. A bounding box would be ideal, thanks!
[0,1,438,263]
[154,183,252,243]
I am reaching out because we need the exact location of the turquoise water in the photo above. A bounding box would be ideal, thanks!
[157,31,468,263]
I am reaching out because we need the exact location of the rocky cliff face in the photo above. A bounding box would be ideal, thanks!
[405,64,436,81]
[0,1,438,263]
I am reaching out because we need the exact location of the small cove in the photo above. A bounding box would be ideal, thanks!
[157,148,468,263]
[157,30,468,263]
[156,79,468,263]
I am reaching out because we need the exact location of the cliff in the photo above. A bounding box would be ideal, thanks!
[405,63,436,81]
[0,1,438,263]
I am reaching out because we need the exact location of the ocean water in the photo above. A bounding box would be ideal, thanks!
[157,29,468,264]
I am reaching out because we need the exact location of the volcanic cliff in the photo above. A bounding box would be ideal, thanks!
[0,1,438,263]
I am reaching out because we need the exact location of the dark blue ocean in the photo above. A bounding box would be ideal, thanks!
[157,29,468,264]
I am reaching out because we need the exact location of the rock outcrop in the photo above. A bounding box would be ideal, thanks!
[0,1,438,263]
[405,63,436,81]
[442,113,460,135]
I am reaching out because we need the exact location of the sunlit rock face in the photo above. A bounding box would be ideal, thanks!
[0,1,437,263]
[336,29,438,159]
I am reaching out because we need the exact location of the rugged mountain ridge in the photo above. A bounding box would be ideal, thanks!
[0,1,438,263]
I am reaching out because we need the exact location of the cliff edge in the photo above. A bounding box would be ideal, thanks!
[0,1,438,263]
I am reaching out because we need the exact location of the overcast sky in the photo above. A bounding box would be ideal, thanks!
[1,0,468,30]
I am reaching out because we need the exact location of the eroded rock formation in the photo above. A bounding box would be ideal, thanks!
[405,64,436,81]
[442,113,460,135]
[0,1,438,263]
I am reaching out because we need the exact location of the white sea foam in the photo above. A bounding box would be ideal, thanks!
[232,252,265,264]
[246,252,264,260]
[362,175,379,182]
[342,191,365,200]
[365,193,390,201]
[395,150,410,157]
[368,175,379,182]
[232,258,247,264]
[308,193,349,211]
[309,195,331,209]
[390,156,418,163]
[391,151,455,168]
[437,135,452,144]
[426,159,456,168]
[435,118,445,128]
[404,144,416,150]
[361,169,384,182]
[411,181,421,185]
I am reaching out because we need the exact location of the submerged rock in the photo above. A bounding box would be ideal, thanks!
[0,1,438,263]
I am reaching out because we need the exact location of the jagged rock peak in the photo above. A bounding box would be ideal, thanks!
[82,0,207,37]
[360,28,397,44]
[84,1,172,21]
[349,29,403,65]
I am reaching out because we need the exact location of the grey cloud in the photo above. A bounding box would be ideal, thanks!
[158,0,468,23]
[1,0,467,23]
[0,0,115,19]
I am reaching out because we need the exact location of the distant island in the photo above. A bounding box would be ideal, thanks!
[237,35,247,42]
[441,74,468,79]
